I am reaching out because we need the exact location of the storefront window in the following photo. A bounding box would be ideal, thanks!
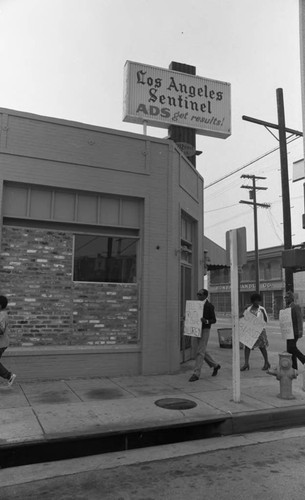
[262,291,273,314]
[264,262,272,280]
[210,292,231,313]
[74,235,137,283]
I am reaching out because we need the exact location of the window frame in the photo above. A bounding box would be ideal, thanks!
[73,232,139,284]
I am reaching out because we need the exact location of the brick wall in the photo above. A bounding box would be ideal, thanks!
[0,226,138,347]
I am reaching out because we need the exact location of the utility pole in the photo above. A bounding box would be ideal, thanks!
[276,89,293,291]
[242,88,303,292]
[240,175,270,294]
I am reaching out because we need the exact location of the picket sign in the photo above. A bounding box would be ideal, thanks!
[183,301,203,337]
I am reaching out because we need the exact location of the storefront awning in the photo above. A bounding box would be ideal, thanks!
[204,236,228,270]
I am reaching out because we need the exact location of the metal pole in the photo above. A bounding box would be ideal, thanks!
[276,88,294,292]
[230,229,241,403]
[143,120,148,136]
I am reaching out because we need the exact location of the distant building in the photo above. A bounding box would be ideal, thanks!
[207,244,305,318]
[204,236,227,273]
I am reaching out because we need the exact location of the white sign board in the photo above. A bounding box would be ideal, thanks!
[123,61,231,139]
[239,310,265,349]
[183,300,203,337]
[292,159,304,182]
[279,308,294,340]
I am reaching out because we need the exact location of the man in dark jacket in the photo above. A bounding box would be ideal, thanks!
[189,289,221,382]
[285,291,305,370]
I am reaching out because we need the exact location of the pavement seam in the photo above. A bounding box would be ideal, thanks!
[107,378,140,396]
[64,380,85,402]
[18,383,31,408]
[30,407,46,437]
[235,391,278,409]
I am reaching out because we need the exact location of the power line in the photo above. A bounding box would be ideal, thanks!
[205,211,248,230]
[266,209,283,244]
[205,202,238,213]
[204,135,301,189]
[206,193,304,213]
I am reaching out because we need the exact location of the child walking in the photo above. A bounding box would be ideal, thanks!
[0,296,16,386]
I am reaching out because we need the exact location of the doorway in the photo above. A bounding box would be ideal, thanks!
[180,212,196,363]
[180,264,192,362]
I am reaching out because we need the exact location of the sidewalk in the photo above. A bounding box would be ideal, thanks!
[1,341,305,469]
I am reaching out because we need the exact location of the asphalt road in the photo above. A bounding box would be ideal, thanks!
[2,429,305,499]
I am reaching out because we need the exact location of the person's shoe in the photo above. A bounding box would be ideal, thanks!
[212,364,221,377]
[189,374,199,382]
[240,364,250,371]
[262,362,271,371]
[7,374,16,387]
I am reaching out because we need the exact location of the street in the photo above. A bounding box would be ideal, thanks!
[2,428,305,499]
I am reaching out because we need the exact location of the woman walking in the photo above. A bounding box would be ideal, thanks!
[240,293,270,371]
[0,295,16,386]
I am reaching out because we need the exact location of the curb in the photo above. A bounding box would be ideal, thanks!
[0,415,227,469]
[229,406,305,435]
[1,406,305,469]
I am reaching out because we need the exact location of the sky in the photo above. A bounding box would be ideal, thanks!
[0,0,304,252]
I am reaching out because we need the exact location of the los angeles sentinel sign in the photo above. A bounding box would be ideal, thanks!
[123,61,231,139]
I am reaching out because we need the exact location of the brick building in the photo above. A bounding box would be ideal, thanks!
[0,108,204,379]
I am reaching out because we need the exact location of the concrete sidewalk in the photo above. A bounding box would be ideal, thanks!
[1,342,305,465]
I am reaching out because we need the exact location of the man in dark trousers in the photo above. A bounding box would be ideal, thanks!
[189,289,221,382]
[285,291,305,370]
[0,295,16,386]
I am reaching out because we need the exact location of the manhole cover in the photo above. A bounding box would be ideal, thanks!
[154,398,197,410]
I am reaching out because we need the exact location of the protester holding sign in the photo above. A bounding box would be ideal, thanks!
[240,293,270,372]
[280,291,305,370]
[183,301,205,338]
[188,289,221,382]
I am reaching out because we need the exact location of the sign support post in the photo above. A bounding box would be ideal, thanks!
[143,120,148,136]
[230,229,241,403]
[168,61,197,167]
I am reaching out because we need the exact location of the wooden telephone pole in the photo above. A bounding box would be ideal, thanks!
[242,88,303,292]
[240,175,270,293]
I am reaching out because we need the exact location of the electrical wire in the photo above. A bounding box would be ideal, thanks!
[204,135,301,190]
[205,192,304,214]
[205,203,239,213]
[205,210,251,230]
[204,136,304,244]
[266,209,283,244]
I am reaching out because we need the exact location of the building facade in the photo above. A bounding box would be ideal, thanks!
[0,108,204,379]
[208,245,288,318]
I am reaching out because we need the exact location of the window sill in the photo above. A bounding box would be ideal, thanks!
[6,344,141,357]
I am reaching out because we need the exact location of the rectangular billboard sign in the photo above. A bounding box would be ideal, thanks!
[123,61,231,139]
[293,158,304,182]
